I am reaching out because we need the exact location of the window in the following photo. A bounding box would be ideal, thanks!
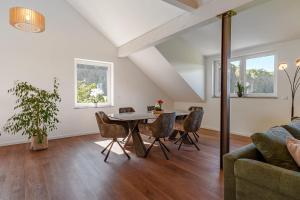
[75,58,113,108]
[213,53,277,97]
[214,59,241,95]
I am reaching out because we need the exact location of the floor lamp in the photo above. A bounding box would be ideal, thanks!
[278,59,300,119]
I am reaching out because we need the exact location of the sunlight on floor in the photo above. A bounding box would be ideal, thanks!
[94,139,159,155]
[94,140,128,155]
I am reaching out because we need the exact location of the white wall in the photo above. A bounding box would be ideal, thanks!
[129,46,201,102]
[175,39,300,136]
[0,0,171,146]
[157,37,206,100]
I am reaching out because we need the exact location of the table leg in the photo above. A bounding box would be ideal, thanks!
[128,120,147,157]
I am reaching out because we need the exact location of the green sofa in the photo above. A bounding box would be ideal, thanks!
[224,118,300,200]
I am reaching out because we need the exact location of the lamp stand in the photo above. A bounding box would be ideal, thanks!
[283,67,300,119]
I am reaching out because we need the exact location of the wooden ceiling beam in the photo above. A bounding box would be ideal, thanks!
[162,0,199,11]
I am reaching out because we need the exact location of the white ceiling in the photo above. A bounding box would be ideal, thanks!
[180,0,300,56]
[66,0,185,47]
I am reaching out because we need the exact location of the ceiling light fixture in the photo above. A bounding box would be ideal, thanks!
[9,7,45,33]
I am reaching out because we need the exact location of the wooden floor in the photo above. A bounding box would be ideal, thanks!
[0,129,250,200]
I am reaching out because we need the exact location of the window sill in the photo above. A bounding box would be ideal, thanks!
[211,96,278,99]
[74,105,114,109]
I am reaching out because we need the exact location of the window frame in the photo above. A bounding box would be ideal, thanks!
[213,58,243,97]
[74,58,114,108]
[213,52,278,98]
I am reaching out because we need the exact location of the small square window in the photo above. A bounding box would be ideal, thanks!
[75,58,114,108]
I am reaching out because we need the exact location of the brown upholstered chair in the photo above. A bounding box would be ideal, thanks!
[119,107,135,113]
[188,106,203,139]
[118,107,135,142]
[147,106,155,112]
[188,106,203,111]
[95,111,130,162]
[174,109,204,151]
[138,113,176,160]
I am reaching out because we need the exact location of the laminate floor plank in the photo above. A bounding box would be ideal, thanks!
[0,129,250,200]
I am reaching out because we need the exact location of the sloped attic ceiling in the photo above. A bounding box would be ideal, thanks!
[66,0,206,102]
[179,0,300,56]
[65,0,185,46]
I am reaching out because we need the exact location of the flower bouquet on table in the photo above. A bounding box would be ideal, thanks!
[153,99,164,115]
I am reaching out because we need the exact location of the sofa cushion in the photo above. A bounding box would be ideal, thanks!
[235,159,300,200]
[251,127,299,171]
[283,118,300,139]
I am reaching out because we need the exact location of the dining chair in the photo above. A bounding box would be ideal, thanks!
[138,112,176,160]
[95,111,130,162]
[188,106,203,139]
[118,107,135,142]
[119,107,135,113]
[147,105,155,112]
[174,109,204,151]
[145,105,155,129]
[188,106,203,111]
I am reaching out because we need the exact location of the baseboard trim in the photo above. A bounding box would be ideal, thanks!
[0,127,250,147]
[201,127,250,141]
[0,132,98,147]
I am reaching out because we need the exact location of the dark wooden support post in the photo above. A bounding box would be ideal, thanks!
[220,11,236,168]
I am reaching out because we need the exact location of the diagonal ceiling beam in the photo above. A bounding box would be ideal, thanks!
[162,0,199,11]
[118,0,255,57]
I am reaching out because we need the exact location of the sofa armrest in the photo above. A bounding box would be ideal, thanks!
[223,144,261,200]
[235,158,300,200]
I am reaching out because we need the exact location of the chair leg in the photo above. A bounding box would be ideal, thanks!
[116,140,131,160]
[187,134,200,151]
[158,141,169,160]
[195,132,200,138]
[145,139,156,158]
[159,140,170,152]
[104,141,114,162]
[192,132,199,142]
[174,132,185,144]
[101,140,114,154]
[174,137,181,144]
[177,132,188,151]
[178,139,183,151]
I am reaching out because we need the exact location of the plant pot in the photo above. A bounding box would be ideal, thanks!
[153,110,164,115]
[30,136,48,151]
[237,92,243,97]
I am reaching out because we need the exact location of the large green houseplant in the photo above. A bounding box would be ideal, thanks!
[3,78,61,150]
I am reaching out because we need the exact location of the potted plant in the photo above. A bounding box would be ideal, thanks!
[3,78,61,150]
[153,99,164,114]
[236,81,245,97]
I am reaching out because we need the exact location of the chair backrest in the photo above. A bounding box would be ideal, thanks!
[95,111,127,138]
[147,106,155,112]
[184,109,204,132]
[119,107,135,113]
[150,112,176,138]
[188,106,203,111]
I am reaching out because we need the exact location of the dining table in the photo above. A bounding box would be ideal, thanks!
[108,110,189,157]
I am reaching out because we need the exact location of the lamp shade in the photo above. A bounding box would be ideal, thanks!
[278,63,288,70]
[296,59,300,67]
[9,7,45,33]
